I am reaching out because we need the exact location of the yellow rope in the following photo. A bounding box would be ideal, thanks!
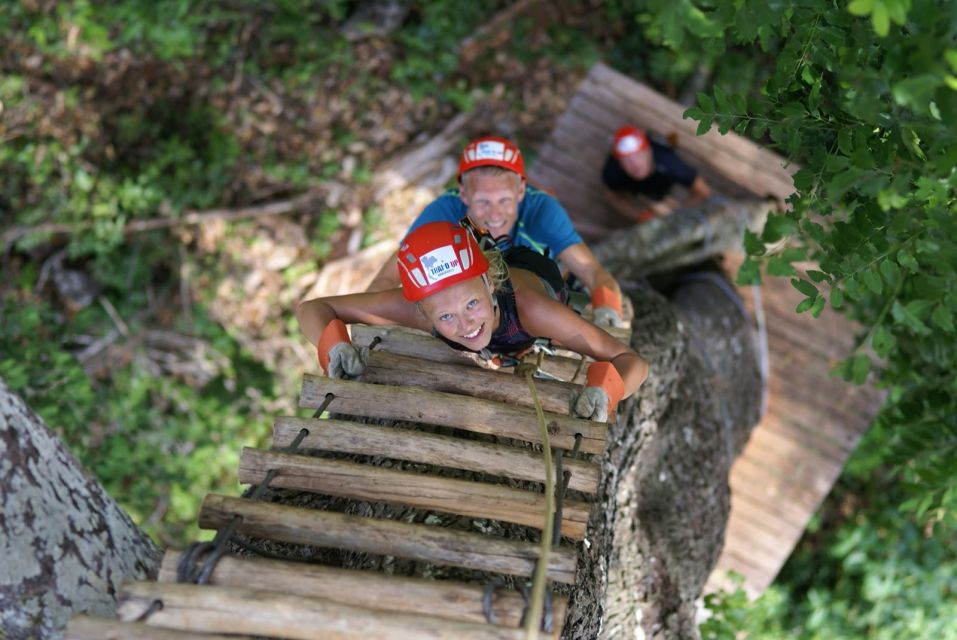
[521,351,554,640]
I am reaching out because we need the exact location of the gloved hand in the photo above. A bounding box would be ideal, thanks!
[326,342,369,379]
[571,361,626,423]
[571,385,610,422]
[593,305,624,328]
[591,286,624,328]
[317,319,367,379]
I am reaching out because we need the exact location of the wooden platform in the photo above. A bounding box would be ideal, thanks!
[529,63,884,596]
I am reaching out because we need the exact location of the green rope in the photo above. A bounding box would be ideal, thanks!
[521,352,555,640]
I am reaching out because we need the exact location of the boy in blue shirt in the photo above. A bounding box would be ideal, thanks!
[368,136,626,327]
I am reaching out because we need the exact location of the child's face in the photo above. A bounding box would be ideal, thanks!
[460,171,525,238]
[419,276,497,351]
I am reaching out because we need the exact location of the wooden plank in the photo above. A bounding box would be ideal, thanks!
[300,376,609,454]
[351,325,587,382]
[360,350,577,415]
[199,495,579,584]
[730,454,827,509]
[273,416,600,494]
[726,473,811,525]
[65,616,245,640]
[238,448,591,539]
[752,411,854,463]
[159,551,569,634]
[116,581,527,640]
[764,387,867,450]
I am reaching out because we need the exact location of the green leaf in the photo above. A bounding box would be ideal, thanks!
[897,250,919,271]
[931,304,955,332]
[871,1,890,36]
[806,269,829,283]
[696,116,714,136]
[871,324,895,357]
[735,258,762,286]
[830,286,845,309]
[862,269,883,295]
[810,294,826,318]
[796,297,816,313]
[848,0,875,16]
[767,257,797,277]
[743,229,766,255]
[851,354,871,384]
[891,300,931,334]
[879,259,901,286]
[791,278,819,298]
[697,92,715,112]
[845,275,862,301]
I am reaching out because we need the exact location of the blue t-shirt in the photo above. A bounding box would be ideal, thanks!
[406,185,582,258]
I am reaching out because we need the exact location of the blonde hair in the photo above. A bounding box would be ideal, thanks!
[461,166,523,191]
[482,245,508,293]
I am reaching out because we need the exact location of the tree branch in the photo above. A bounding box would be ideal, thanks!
[2,192,318,250]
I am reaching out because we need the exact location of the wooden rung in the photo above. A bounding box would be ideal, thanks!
[239,448,591,539]
[301,376,608,454]
[116,581,528,640]
[360,350,577,415]
[199,494,578,584]
[273,416,600,494]
[159,551,568,634]
[351,325,587,383]
[65,615,246,639]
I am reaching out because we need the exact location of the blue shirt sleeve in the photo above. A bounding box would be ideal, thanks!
[514,187,583,257]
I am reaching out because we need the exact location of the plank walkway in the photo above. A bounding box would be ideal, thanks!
[68,322,633,638]
[528,62,884,596]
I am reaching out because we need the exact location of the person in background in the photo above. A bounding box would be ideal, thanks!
[602,125,711,224]
[299,221,648,422]
[366,136,627,328]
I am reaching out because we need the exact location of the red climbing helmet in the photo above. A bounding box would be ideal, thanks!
[397,222,490,302]
[457,136,526,181]
[612,125,650,158]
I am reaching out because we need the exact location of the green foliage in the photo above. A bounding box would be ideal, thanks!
[703,426,957,639]
[679,0,957,515]
[0,287,276,544]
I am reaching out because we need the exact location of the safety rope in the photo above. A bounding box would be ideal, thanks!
[513,350,555,640]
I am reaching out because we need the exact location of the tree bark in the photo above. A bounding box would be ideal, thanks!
[0,378,161,640]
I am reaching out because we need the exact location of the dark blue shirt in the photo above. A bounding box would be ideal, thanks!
[601,140,698,201]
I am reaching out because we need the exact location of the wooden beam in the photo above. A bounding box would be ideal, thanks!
[159,551,568,634]
[198,495,579,584]
[300,376,609,453]
[115,581,528,640]
[238,448,591,539]
[351,325,588,383]
[65,615,245,640]
[273,416,600,494]
[360,350,578,415]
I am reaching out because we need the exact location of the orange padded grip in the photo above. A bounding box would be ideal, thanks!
[591,286,622,316]
[586,361,625,409]
[317,319,350,374]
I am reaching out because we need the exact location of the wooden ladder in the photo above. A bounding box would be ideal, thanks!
[67,319,633,640]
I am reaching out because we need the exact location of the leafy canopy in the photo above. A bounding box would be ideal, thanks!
[674,0,957,518]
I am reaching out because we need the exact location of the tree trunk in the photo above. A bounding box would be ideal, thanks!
[0,378,161,640]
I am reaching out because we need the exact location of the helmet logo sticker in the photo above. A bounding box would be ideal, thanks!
[420,245,463,284]
[616,135,642,155]
[473,140,507,162]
